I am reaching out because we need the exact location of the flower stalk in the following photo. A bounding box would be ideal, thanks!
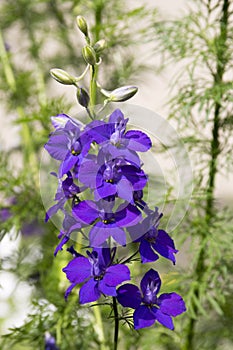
[89,64,97,117]
[45,14,186,350]
[112,297,119,350]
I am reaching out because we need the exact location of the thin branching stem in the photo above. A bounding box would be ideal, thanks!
[112,297,119,350]
[183,1,230,349]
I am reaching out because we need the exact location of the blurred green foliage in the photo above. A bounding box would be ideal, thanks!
[154,0,233,349]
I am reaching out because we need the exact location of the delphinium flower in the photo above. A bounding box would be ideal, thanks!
[84,109,152,166]
[45,332,59,350]
[44,14,186,349]
[78,156,148,202]
[72,199,142,246]
[54,212,83,256]
[44,170,87,254]
[127,207,178,264]
[117,269,186,330]
[45,171,85,222]
[63,246,130,303]
[0,197,45,236]
[44,113,93,177]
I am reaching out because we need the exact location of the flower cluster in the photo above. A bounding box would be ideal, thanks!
[45,108,186,331]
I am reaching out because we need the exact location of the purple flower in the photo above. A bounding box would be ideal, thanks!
[79,157,148,202]
[0,197,17,222]
[54,212,83,256]
[63,247,130,303]
[21,219,45,236]
[45,332,59,350]
[133,190,150,213]
[45,171,85,222]
[44,114,92,177]
[50,113,83,130]
[117,269,186,330]
[0,207,12,221]
[72,199,142,246]
[127,208,178,264]
[85,109,152,166]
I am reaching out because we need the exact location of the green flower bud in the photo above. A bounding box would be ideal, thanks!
[76,16,88,37]
[77,87,90,108]
[102,86,138,102]
[94,39,107,54]
[50,68,75,85]
[82,45,96,66]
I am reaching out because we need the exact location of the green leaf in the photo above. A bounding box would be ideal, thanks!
[206,294,224,316]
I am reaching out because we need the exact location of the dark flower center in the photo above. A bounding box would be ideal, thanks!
[102,218,115,224]
[145,228,158,243]
[71,148,81,156]
[71,140,82,155]
[72,195,80,206]
[94,273,105,281]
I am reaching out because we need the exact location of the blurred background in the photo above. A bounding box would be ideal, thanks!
[0,0,233,349]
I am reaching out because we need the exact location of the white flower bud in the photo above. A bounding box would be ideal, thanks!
[101,86,138,102]
[76,16,88,37]
[82,46,97,66]
[94,39,107,54]
[50,69,76,85]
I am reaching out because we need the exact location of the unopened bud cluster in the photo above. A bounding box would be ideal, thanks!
[49,16,138,112]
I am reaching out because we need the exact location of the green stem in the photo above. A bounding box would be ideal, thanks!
[112,297,119,350]
[93,307,108,350]
[0,31,16,91]
[183,1,229,349]
[88,0,104,117]
[89,65,97,114]
[94,0,103,42]
[86,9,108,346]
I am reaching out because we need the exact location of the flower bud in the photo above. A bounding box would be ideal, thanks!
[102,86,138,102]
[50,68,75,85]
[82,45,96,66]
[94,39,107,54]
[77,87,90,108]
[76,16,88,37]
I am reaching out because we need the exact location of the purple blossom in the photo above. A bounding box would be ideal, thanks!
[0,198,45,237]
[21,219,45,236]
[0,207,12,221]
[54,212,83,256]
[133,190,150,213]
[45,332,59,350]
[117,269,186,330]
[0,197,17,222]
[79,157,148,202]
[63,247,130,303]
[85,109,152,166]
[44,114,92,177]
[45,171,85,222]
[127,208,178,264]
[72,199,142,246]
[51,113,83,130]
